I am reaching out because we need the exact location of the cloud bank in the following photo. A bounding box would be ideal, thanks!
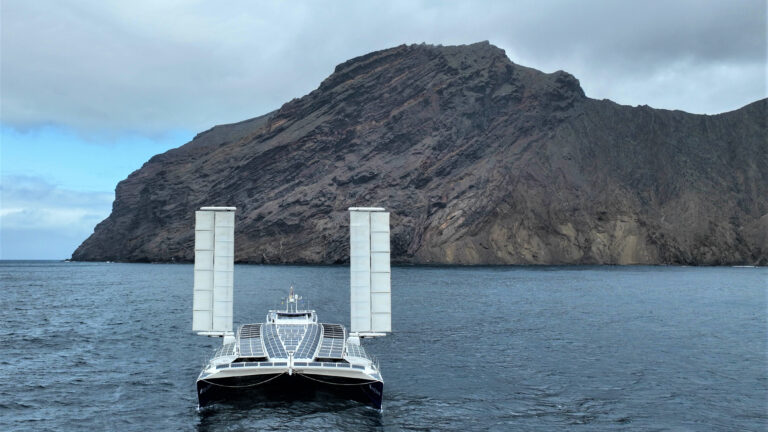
[2,0,765,136]
[0,175,113,259]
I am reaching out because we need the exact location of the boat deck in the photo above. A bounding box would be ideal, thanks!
[206,321,375,367]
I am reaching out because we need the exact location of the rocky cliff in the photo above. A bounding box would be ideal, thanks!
[72,42,768,265]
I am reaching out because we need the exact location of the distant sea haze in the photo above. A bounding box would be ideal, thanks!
[70,43,768,266]
[2,261,766,430]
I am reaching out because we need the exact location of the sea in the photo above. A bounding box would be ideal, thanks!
[1,261,766,431]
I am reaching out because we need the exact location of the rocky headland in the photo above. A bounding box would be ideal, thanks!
[72,42,768,265]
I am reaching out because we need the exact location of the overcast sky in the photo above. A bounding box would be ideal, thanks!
[1,0,766,259]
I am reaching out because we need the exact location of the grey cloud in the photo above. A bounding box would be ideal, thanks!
[0,174,114,258]
[1,0,765,135]
[0,175,113,228]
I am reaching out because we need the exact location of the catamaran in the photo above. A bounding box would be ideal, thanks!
[192,206,392,409]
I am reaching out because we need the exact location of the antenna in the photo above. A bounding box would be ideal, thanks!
[349,207,391,336]
[192,206,236,338]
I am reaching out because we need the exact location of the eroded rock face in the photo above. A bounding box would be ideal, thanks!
[72,42,768,265]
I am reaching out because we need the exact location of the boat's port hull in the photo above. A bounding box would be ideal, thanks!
[197,372,383,409]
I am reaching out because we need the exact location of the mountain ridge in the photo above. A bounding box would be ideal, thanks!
[72,42,768,265]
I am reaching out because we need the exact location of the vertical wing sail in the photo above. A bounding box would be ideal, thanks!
[370,211,391,332]
[349,210,371,332]
[193,207,236,334]
[212,210,234,331]
[349,207,391,334]
[193,210,214,331]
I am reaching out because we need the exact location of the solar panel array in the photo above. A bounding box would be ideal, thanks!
[237,324,265,358]
[239,324,261,338]
[276,325,305,351]
[262,324,287,358]
[211,341,237,361]
[346,342,368,360]
[294,324,321,359]
[317,323,345,359]
[249,323,346,361]
[214,361,364,370]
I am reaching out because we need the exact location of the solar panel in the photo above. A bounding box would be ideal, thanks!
[237,324,266,358]
[239,324,261,338]
[346,342,368,360]
[322,323,345,338]
[212,341,237,361]
[294,324,321,359]
[262,324,287,358]
[276,325,305,351]
[317,323,345,359]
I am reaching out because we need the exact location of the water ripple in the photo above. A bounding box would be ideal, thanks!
[1,262,766,431]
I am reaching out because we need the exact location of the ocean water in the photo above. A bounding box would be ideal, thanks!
[1,261,765,431]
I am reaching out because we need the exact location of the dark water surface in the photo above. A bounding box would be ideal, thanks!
[1,261,766,431]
